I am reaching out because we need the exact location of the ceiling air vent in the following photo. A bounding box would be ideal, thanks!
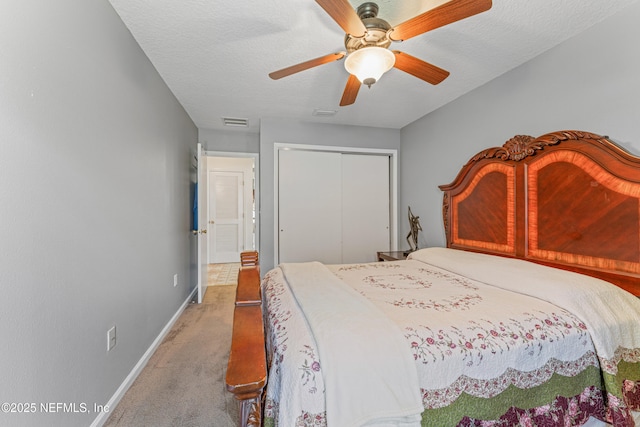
[312,109,337,117]
[222,117,249,127]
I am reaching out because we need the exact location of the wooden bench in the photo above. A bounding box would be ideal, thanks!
[235,266,261,306]
[226,252,267,427]
[226,304,267,427]
[240,250,259,267]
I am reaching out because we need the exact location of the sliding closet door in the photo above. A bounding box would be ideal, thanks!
[278,150,343,264]
[342,154,390,263]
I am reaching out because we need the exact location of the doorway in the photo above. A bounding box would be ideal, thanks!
[203,152,258,285]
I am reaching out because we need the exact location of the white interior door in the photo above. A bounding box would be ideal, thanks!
[196,143,208,303]
[342,154,390,263]
[208,170,244,263]
[278,150,342,264]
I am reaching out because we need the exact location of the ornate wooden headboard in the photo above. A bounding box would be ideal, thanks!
[439,130,640,296]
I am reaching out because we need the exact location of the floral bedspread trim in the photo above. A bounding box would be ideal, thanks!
[622,378,640,411]
[299,345,322,394]
[422,376,606,426]
[262,270,292,378]
[265,385,607,427]
[405,310,590,369]
[422,353,600,408]
[335,264,479,290]
[603,359,640,400]
[336,262,403,271]
[265,397,328,427]
[600,348,640,424]
[295,410,327,427]
[263,398,278,427]
[455,386,606,427]
[600,347,640,375]
[392,293,483,311]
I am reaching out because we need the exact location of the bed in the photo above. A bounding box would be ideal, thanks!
[226,130,640,427]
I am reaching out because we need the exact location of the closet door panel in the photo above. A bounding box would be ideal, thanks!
[278,150,342,264]
[342,154,390,263]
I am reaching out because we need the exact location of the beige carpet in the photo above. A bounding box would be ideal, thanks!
[104,280,240,427]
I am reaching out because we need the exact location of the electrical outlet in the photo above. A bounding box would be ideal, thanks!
[173,274,178,287]
[107,326,116,351]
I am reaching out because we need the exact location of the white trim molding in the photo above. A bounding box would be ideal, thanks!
[273,142,398,266]
[90,287,198,427]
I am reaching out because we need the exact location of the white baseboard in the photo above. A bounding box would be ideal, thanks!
[90,287,198,427]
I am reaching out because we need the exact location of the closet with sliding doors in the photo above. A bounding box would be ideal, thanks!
[277,147,394,264]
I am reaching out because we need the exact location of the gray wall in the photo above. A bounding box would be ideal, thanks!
[400,1,640,249]
[198,128,260,153]
[259,118,401,272]
[0,1,197,426]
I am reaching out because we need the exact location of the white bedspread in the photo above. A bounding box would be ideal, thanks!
[263,250,640,426]
[280,262,423,427]
[408,248,640,372]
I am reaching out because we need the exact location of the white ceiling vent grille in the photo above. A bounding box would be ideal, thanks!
[312,109,337,117]
[222,117,249,127]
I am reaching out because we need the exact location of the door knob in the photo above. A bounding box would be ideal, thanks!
[201,229,207,234]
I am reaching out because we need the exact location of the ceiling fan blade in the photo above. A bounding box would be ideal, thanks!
[316,0,366,37]
[340,74,360,106]
[389,0,492,42]
[392,51,450,85]
[269,52,346,80]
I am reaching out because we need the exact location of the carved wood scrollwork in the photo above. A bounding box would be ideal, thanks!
[467,130,605,165]
[246,399,261,427]
[241,397,262,427]
[442,193,450,244]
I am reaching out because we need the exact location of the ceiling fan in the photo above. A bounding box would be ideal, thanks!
[269,0,492,106]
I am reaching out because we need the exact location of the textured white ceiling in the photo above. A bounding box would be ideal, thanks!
[108,0,637,133]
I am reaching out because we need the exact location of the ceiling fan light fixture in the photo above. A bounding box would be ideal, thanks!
[344,47,395,88]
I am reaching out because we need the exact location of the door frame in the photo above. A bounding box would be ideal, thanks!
[196,143,208,303]
[273,143,397,266]
[204,150,259,261]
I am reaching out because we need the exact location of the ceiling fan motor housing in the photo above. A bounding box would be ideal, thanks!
[344,2,392,53]
[357,2,379,19]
